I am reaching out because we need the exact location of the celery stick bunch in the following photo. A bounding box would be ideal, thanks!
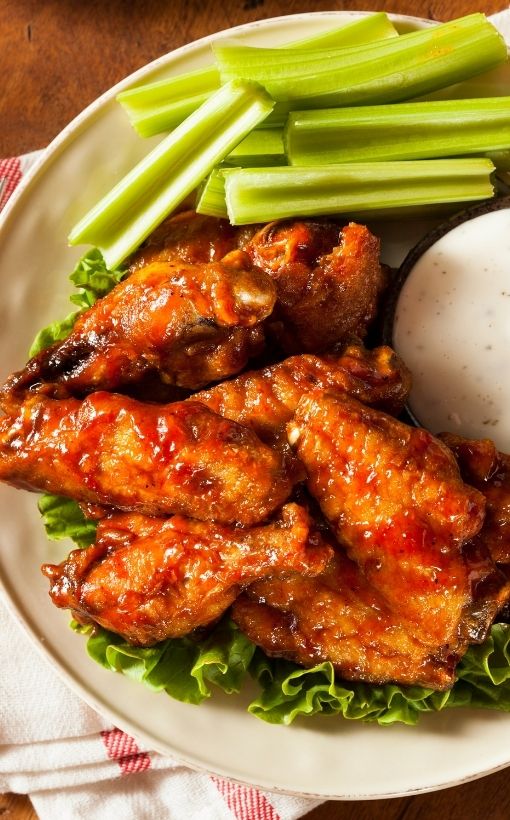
[69,13,509,264]
[117,13,398,137]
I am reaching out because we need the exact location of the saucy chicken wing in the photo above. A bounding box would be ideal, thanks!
[440,432,510,566]
[42,504,333,646]
[0,252,276,413]
[287,391,500,649]
[0,393,293,525]
[128,209,242,270]
[233,551,459,689]
[243,220,386,351]
[196,342,411,447]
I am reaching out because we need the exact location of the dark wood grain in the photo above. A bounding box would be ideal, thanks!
[1,1,510,818]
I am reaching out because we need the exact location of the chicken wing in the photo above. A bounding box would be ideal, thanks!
[287,391,497,648]
[243,220,386,351]
[0,393,293,525]
[232,540,509,689]
[0,252,276,413]
[196,342,411,447]
[127,209,241,270]
[440,432,510,566]
[42,504,333,646]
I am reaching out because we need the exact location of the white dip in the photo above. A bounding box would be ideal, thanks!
[392,206,510,451]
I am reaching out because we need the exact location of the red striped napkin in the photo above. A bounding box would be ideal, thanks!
[0,153,323,819]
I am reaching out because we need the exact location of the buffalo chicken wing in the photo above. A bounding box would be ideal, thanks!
[42,504,332,646]
[287,391,505,650]
[440,432,510,566]
[0,252,276,413]
[233,552,460,689]
[0,393,293,525]
[243,220,386,351]
[196,342,411,447]
[128,209,242,270]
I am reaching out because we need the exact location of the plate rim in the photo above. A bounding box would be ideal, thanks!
[2,9,510,801]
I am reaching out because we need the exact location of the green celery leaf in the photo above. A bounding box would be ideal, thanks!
[38,494,97,547]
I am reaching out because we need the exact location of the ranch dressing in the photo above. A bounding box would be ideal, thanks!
[393,206,510,451]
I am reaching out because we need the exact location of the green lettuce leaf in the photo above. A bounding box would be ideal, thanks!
[29,311,80,358]
[67,619,510,725]
[71,618,255,704]
[29,248,125,357]
[69,248,125,309]
[38,494,97,548]
[247,624,510,725]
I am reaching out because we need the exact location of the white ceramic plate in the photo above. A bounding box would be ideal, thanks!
[2,11,510,801]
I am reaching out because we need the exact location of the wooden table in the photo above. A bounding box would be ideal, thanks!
[1,1,509,818]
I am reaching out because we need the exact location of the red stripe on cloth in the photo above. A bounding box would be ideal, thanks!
[100,728,151,776]
[211,776,281,820]
[0,156,22,211]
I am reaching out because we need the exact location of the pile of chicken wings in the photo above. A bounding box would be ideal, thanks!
[1,210,509,691]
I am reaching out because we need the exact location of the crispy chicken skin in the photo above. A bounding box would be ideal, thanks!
[233,552,459,689]
[243,220,386,351]
[287,391,499,649]
[42,504,333,646]
[233,539,510,689]
[130,213,387,353]
[440,432,510,566]
[128,210,242,270]
[0,252,276,413]
[0,393,293,525]
[196,343,411,447]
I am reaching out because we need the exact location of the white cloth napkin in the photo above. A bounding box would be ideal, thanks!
[2,10,510,816]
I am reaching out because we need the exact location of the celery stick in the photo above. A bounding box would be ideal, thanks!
[214,14,507,107]
[226,129,285,165]
[118,13,397,137]
[68,80,274,268]
[117,65,220,112]
[275,11,397,49]
[197,130,285,217]
[120,92,215,139]
[117,66,220,137]
[223,159,495,224]
[196,168,229,218]
[486,149,510,171]
[286,98,510,165]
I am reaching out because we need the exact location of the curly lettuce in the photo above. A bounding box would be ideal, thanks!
[29,249,125,357]
[72,616,255,704]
